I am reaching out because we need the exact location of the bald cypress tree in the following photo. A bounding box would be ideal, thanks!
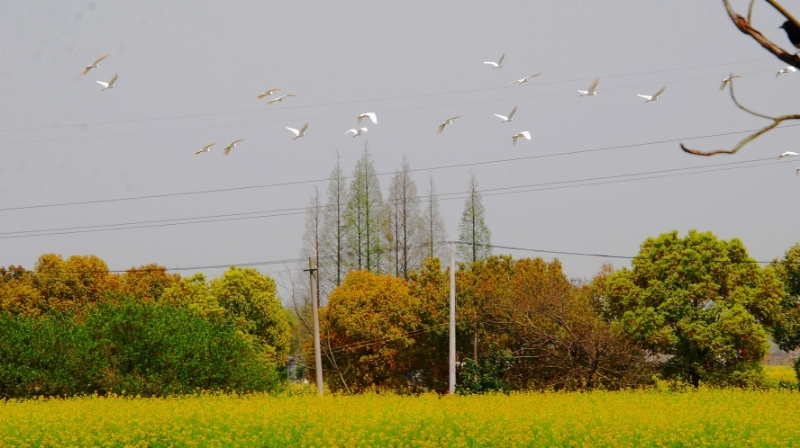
[457,172,491,262]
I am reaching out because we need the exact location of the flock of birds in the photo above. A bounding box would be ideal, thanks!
[80,51,800,166]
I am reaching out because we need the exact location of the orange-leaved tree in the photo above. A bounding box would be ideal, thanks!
[318,269,429,392]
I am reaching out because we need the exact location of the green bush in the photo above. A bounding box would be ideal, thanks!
[0,299,282,398]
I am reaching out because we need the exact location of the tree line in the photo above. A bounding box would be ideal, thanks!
[3,225,800,394]
[301,231,800,393]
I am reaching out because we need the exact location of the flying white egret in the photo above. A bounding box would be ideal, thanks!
[357,112,377,124]
[437,115,462,133]
[777,66,797,77]
[81,53,109,75]
[579,78,599,96]
[194,142,216,155]
[97,73,118,91]
[512,131,531,146]
[511,73,541,85]
[345,128,368,138]
[287,123,309,140]
[637,86,666,103]
[223,139,244,156]
[483,53,505,69]
[719,75,741,91]
[268,94,296,104]
[779,151,799,159]
[494,106,518,123]
[256,88,282,99]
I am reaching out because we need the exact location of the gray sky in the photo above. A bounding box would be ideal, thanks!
[2,1,799,297]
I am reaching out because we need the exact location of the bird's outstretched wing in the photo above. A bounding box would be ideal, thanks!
[719,79,729,91]
[637,94,652,101]
[97,81,108,88]
[299,122,309,134]
[81,53,109,74]
[588,78,599,93]
[497,53,505,66]
[108,73,118,86]
[286,127,299,136]
[345,129,357,135]
[257,88,281,99]
[653,86,666,98]
[494,114,508,121]
[437,123,447,134]
[519,131,531,140]
[224,139,243,155]
[449,115,462,121]
[507,106,518,120]
[363,112,377,124]
[529,72,541,78]
[483,62,498,67]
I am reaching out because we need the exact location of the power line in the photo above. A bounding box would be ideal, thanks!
[466,242,780,265]
[0,68,778,148]
[0,57,773,134]
[106,257,307,273]
[1,157,793,239]
[3,122,798,213]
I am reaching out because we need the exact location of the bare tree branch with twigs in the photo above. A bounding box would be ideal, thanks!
[681,0,800,156]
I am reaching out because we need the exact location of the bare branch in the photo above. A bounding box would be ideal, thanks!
[747,0,755,24]
[722,0,800,68]
[681,75,800,156]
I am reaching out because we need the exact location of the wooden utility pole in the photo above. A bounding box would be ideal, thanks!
[305,257,323,395]
[449,241,456,394]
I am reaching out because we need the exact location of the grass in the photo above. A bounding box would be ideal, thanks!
[2,387,800,447]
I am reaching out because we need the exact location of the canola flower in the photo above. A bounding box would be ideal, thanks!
[2,388,800,447]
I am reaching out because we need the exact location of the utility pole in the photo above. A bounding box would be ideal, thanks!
[305,257,324,395]
[449,241,456,395]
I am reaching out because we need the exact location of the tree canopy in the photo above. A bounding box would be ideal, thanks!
[596,230,785,387]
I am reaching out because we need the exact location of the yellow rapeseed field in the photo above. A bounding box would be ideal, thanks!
[2,388,800,447]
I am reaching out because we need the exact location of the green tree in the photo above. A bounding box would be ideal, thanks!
[210,267,292,360]
[344,147,387,273]
[457,172,491,263]
[598,230,785,387]
[421,174,448,262]
[769,243,800,381]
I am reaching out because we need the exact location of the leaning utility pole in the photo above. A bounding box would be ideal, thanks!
[305,257,324,395]
[449,241,456,395]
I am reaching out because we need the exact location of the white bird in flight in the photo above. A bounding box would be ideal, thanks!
[357,112,377,125]
[637,86,666,103]
[268,94,296,104]
[437,115,462,133]
[579,78,599,96]
[81,53,109,75]
[778,151,799,159]
[483,53,505,69]
[719,75,741,91]
[777,66,797,77]
[345,127,368,138]
[194,142,216,155]
[287,123,309,140]
[223,139,244,156]
[256,88,282,99]
[97,73,118,91]
[511,73,541,85]
[494,106,518,123]
[512,131,531,146]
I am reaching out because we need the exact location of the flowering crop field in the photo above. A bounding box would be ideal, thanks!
[2,389,800,447]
